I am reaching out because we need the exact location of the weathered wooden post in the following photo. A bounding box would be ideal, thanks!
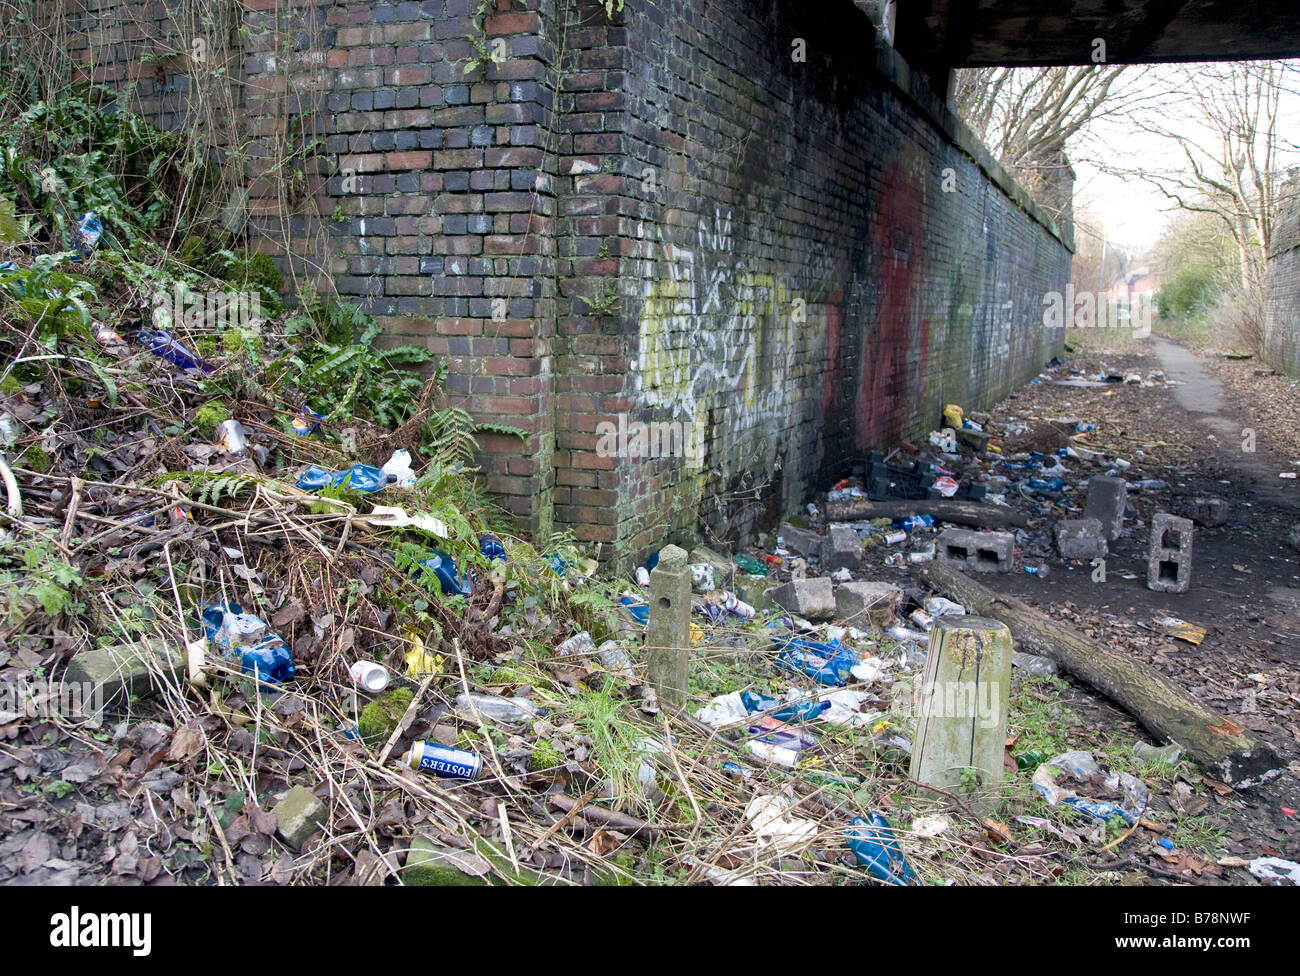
[646,544,692,704]
[910,615,1012,810]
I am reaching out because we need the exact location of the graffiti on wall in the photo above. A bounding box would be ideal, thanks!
[632,206,827,469]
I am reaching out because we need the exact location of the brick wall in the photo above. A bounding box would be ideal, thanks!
[552,0,1070,564]
[59,0,1071,565]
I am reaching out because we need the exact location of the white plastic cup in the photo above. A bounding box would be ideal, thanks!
[349,660,390,693]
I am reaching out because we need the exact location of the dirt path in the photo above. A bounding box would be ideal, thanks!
[925,336,1300,876]
[1152,336,1300,510]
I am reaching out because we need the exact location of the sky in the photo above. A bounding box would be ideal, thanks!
[1064,61,1300,260]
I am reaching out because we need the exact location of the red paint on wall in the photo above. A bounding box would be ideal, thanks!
[856,160,925,450]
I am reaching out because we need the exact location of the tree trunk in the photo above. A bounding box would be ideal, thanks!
[919,562,1284,789]
[823,498,1028,529]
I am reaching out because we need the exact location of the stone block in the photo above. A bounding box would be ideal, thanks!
[1054,518,1108,560]
[936,529,1014,572]
[275,785,327,849]
[1083,476,1127,541]
[1147,512,1193,593]
[769,577,836,620]
[834,581,902,624]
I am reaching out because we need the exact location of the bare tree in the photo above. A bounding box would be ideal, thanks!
[953,66,1148,220]
[1104,61,1295,294]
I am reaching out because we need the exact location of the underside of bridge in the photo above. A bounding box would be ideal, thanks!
[891,0,1300,69]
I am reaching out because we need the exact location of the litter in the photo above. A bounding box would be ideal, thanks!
[1249,856,1300,885]
[199,601,295,684]
[296,463,395,493]
[846,812,917,885]
[1032,750,1149,825]
[381,449,417,487]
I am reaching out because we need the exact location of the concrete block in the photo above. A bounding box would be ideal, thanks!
[1083,476,1127,541]
[1054,518,1108,560]
[1176,496,1230,527]
[688,546,734,590]
[769,577,836,620]
[835,581,902,624]
[734,574,780,610]
[936,529,1014,573]
[821,525,862,573]
[778,522,824,561]
[275,785,327,849]
[64,639,184,709]
[1147,512,1193,593]
[404,834,490,886]
[647,544,692,704]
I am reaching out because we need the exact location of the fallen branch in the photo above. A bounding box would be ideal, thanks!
[920,562,1285,789]
[824,497,1028,528]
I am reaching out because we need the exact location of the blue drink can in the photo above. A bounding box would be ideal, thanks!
[404,740,483,781]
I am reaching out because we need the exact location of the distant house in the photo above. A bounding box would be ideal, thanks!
[1108,266,1161,305]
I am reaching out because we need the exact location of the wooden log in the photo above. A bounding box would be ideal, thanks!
[919,562,1284,789]
[823,497,1027,528]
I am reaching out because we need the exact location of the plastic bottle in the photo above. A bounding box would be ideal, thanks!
[555,631,597,656]
[296,464,395,493]
[415,550,472,597]
[455,692,542,724]
[740,691,831,723]
[846,812,917,886]
[478,533,507,562]
[139,328,215,373]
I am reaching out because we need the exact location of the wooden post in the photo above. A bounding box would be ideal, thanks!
[920,561,1284,789]
[646,544,691,704]
[910,615,1012,810]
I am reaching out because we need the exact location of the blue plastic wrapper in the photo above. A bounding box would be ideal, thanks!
[772,636,856,686]
[846,812,918,886]
[200,601,295,685]
[292,406,325,436]
[139,328,216,373]
[620,594,649,626]
[296,464,394,493]
[740,690,829,723]
[415,549,472,597]
[71,211,103,260]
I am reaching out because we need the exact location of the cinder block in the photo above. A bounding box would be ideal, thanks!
[822,525,862,573]
[936,529,1014,573]
[778,522,824,561]
[1054,518,1108,560]
[1175,496,1230,527]
[1083,476,1127,541]
[1147,512,1193,593]
[835,581,902,624]
[769,577,836,620]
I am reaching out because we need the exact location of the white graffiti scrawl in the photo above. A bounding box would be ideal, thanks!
[632,206,809,457]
